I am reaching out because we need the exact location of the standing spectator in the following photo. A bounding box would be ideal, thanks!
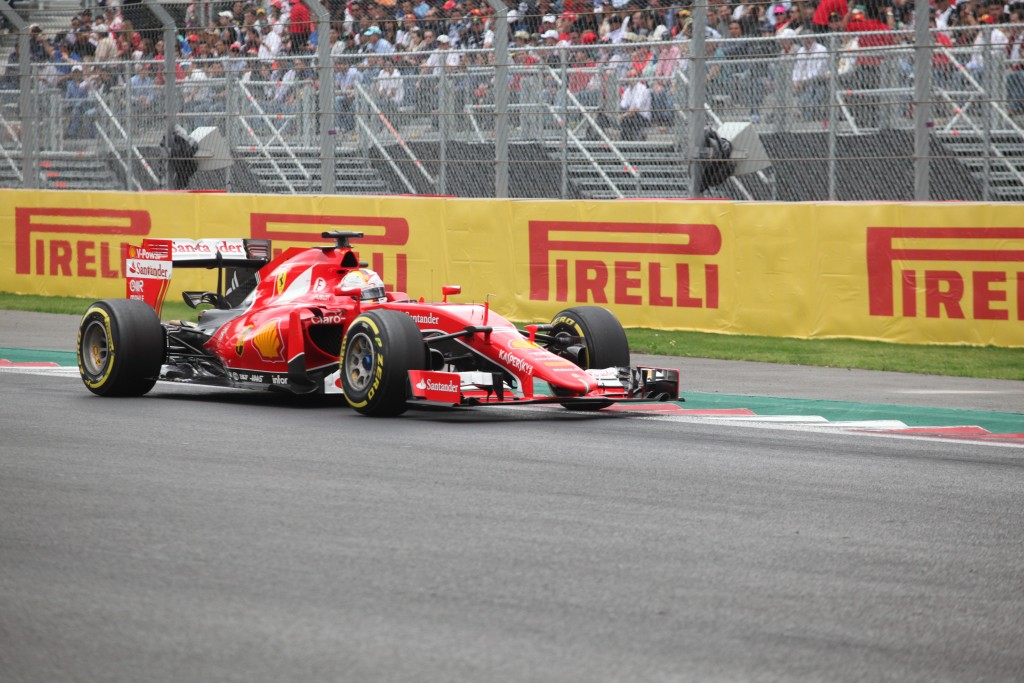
[965,13,1009,80]
[812,0,849,31]
[419,34,459,126]
[844,4,895,127]
[94,25,119,66]
[217,11,243,46]
[396,14,420,49]
[259,22,283,61]
[619,67,651,140]
[64,65,93,138]
[289,0,313,54]
[792,32,829,120]
[1006,7,1024,115]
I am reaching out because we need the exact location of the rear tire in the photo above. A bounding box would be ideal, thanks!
[549,306,630,369]
[78,299,165,397]
[341,310,426,417]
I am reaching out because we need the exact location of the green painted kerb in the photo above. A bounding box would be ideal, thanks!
[683,392,1024,436]
[0,348,78,365]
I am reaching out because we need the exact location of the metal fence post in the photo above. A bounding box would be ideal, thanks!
[913,8,932,201]
[125,72,134,190]
[146,0,177,191]
[0,6,38,188]
[487,1,509,199]
[225,63,235,193]
[310,0,334,194]
[687,0,708,197]
[827,33,838,200]
[439,65,449,195]
[982,30,993,201]
[560,47,568,199]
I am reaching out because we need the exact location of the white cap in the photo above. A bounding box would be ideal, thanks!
[506,9,519,22]
[542,29,559,40]
[219,10,234,19]
[94,24,109,33]
[777,27,798,39]
[542,14,556,23]
[436,34,450,43]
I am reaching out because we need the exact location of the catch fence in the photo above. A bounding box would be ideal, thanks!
[0,4,1021,200]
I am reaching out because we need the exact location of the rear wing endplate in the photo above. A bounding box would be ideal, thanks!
[125,238,272,316]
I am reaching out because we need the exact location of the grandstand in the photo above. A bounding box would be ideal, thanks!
[1,1,1022,200]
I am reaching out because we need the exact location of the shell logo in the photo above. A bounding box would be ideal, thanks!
[508,339,540,350]
[251,320,284,361]
[234,325,254,356]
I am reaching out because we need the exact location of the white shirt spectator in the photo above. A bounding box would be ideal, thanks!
[424,45,460,75]
[376,66,404,105]
[259,29,282,61]
[792,39,828,85]
[966,25,1009,76]
[619,79,652,120]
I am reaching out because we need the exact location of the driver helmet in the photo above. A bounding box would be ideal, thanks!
[340,268,386,303]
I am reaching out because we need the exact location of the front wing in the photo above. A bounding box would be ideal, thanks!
[407,366,680,409]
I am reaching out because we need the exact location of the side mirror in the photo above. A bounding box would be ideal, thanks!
[336,286,362,298]
[442,285,461,303]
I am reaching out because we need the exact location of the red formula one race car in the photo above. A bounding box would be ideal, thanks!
[77,231,679,416]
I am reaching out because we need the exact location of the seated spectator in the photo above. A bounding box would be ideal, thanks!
[335,57,365,132]
[129,62,158,111]
[375,55,405,112]
[619,67,651,140]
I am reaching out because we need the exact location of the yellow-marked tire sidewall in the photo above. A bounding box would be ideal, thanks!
[341,316,383,410]
[79,306,116,390]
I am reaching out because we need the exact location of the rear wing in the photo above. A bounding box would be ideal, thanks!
[125,238,272,316]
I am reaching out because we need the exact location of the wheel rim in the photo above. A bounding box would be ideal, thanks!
[82,319,110,376]
[345,331,376,392]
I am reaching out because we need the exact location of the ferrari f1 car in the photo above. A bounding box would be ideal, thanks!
[77,231,679,416]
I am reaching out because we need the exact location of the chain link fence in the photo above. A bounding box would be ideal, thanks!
[1,2,1022,200]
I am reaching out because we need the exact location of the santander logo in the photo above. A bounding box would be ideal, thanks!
[417,378,459,393]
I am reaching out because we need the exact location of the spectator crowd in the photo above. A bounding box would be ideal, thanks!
[3,0,1023,140]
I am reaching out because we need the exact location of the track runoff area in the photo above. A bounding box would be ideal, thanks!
[3,347,1022,448]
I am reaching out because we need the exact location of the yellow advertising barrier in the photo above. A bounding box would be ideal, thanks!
[1,189,1021,347]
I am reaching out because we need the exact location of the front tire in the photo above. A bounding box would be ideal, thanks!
[549,306,630,369]
[549,307,630,411]
[341,310,426,417]
[77,299,165,397]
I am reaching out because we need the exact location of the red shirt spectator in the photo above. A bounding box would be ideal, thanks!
[812,0,848,29]
[846,11,894,66]
[290,1,313,42]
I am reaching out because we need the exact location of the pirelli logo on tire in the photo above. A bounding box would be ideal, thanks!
[528,221,721,309]
[867,227,1024,321]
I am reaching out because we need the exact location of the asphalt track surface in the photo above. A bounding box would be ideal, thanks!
[2,312,1023,682]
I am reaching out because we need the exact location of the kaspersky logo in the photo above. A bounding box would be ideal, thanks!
[251,212,410,292]
[529,221,721,308]
[15,207,152,277]
[867,227,1024,320]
